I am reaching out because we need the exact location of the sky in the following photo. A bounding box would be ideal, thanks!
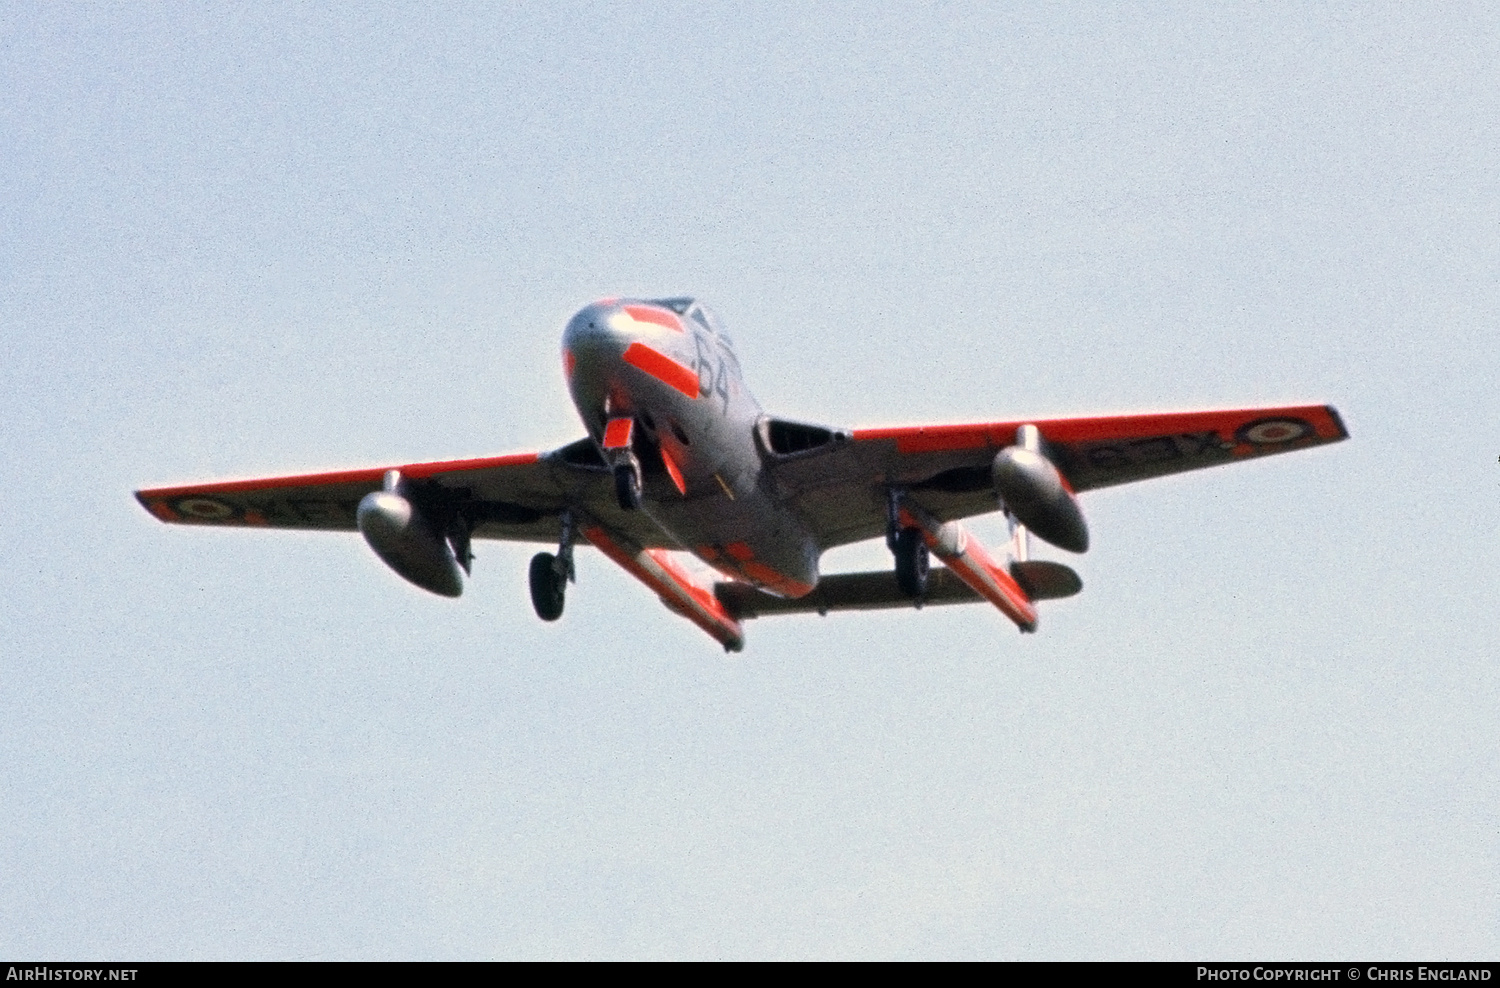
[2,2,1497,960]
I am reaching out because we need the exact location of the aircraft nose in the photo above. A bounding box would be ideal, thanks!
[561,301,632,414]
[562,297,692,398]
[563,299,628,360]
[566,298,689,351]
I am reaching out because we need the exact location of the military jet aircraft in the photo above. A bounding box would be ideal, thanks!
[136,297,1348,651]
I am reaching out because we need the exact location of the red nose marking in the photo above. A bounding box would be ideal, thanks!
[622,342,700,398]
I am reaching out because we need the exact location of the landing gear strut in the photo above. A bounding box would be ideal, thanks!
[529,511,575,622]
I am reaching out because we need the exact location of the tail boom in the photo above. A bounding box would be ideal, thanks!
[898,499,1038,632]
[581,520,746,652]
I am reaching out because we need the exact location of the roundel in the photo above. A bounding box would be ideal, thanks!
[175,497,236,520]
[1236,418,1311,446]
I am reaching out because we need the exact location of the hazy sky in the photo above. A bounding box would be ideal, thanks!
[3,2,1496,959]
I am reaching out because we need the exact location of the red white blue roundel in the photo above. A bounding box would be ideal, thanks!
[175,497,235,520]
[1236,418,1311,445]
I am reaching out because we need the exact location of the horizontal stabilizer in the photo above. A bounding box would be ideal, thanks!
[717,567,991,620]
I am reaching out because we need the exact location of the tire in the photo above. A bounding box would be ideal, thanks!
[529,552,565,621]
[614,464,642,511]
[894,527,929,599]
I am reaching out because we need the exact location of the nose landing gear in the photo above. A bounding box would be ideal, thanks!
[613,463,642,511]
[601,415,644,511]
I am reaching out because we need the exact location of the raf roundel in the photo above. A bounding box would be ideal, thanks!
[1237,418,1312,446]
[175,497,236,520]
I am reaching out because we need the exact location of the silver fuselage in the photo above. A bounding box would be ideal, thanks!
[562,298,819,596]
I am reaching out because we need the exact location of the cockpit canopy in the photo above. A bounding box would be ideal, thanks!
[649,297,731,345]
[651,297,694,315]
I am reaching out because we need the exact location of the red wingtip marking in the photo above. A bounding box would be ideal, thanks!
[660,446,687,495]
[144,498,180,522]
[623,304,684,332]
[622,342,700,398]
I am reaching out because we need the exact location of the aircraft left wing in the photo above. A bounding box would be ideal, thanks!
[135,440,679,548]
[766,404,1348,551]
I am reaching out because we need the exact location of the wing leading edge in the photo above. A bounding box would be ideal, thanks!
[134,440,676,548]
[768,404,1348,551]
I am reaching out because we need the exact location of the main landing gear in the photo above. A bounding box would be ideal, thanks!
[529,511,575,621]
[529,553,565,621]
[893,526,929,599]
[887,489,928,600]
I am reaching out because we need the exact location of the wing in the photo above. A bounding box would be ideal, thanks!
[766,404,1348,550]
[135,438,677,548]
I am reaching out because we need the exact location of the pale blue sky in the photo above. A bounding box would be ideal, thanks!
[2,2,1496,958]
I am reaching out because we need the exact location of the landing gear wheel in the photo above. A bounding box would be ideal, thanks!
[894,527,929,599]
[529,552,566,621]
[614,464,642,511]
